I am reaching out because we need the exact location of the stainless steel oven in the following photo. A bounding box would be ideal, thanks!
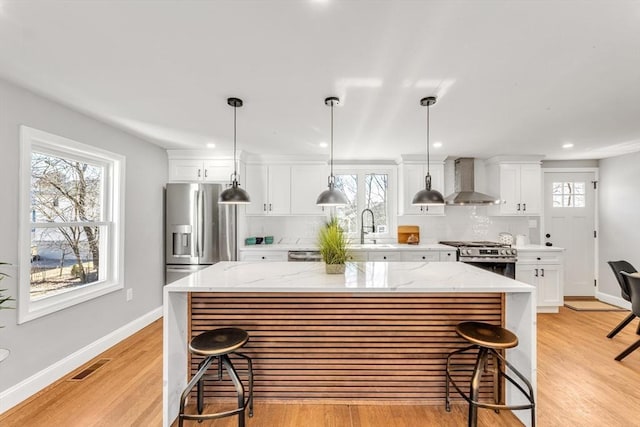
[439,241,517,279]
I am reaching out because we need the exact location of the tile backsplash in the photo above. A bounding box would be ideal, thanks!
[240,206,540,245]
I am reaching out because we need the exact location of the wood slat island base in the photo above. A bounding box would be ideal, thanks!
[190,292,504,403]
[164,261,536,427]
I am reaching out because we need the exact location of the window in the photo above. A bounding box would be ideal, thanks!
[334,167,395,240]
[19,126,125,323]
[552,182,585,208]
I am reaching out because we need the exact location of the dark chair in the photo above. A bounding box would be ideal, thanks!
[445,321,535,427]
[615,272,640,361]
[178,327,254,427]
[606,261,639,338]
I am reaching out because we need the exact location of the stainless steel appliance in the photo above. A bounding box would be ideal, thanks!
[288,250,323,262]
[165,183,236,284]
[439,241,517,278]
[444,158,500,205]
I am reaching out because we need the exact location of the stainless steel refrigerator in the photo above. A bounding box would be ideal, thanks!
[165,183,236,284]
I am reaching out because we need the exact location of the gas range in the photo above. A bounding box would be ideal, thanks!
[439,241,517,263]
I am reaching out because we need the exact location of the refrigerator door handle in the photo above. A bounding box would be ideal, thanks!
[197,189,205,258]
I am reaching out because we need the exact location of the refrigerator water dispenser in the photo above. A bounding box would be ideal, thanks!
[171,225,193,257]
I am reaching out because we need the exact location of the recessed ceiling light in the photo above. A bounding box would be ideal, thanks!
[206,143,216,148]
[433,141,443,148]
[319,141,328,148]
[562,143,574,149]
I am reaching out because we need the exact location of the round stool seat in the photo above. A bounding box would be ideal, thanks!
[456,322,518,350]
[189,327,249,356]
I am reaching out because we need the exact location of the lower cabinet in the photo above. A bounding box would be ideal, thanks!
[516,251,564,313]
[368,251,403,262]
[346,251,367,262]
[239,251,288,262]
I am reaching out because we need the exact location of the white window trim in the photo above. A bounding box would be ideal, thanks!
[18,126,126,324]
[334,165,397,240]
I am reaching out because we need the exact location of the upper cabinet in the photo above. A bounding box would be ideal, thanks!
[486,158,542,216]
[167,151,238,183]
[398,162,445,216]
[245,163,329,216]
[290,165,329,215]
[245,165,291,215]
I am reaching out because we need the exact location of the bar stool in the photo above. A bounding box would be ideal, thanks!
[178,327,254,427]
[445,321,535,427]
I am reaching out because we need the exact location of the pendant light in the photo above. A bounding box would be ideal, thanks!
[316,96,348,206]
[412,96,445,205]
[219,97,251,204]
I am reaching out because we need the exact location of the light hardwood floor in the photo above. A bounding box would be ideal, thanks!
[1,307,639,426]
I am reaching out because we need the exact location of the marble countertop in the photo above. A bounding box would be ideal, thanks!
[240,243,456,251]
[165,261,534,293]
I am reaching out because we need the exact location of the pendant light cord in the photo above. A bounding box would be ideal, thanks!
[233,103,238,179]
[426,103,430,176]
[330,100,334,179]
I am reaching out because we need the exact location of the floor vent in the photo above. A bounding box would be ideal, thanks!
[69,358,111,381]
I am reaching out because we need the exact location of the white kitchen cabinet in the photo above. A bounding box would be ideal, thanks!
[400,250,454,262]
[346,251,368,262]
[516,250,564,312]
[290,165,329,215]
[439,250,456,262]
[401,251,440,262]
[368,251,402,262]
[245,165,291,215]
[488,161,541,216]
[239,250,288,261]
[398,163,445,216]
[169,159,235,182]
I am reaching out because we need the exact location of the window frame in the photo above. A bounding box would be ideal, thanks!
[18,126,125,323]
[333,165,397,241]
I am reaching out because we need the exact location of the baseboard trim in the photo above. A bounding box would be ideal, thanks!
[596,292,631,310]
[0,306,162,414]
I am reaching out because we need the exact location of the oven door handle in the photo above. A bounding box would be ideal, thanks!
[461,258,517,263]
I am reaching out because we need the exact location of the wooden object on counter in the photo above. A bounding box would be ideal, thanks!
[397,225,420,244]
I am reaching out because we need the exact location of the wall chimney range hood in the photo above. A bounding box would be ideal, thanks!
[444,158,500,205]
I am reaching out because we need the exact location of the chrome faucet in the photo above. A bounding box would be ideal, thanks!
[360,208,376,244]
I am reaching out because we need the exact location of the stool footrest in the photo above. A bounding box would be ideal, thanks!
[179,351,254,427]
[445,344,535,426]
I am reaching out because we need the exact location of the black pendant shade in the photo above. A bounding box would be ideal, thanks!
[316,96,349,206]
[412,96,445,206]
[219,97,251,205]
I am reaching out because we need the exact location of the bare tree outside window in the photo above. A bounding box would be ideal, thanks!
[335,174,358,233]
[365,174,388,231]
[552,182,585,208]
[30,152,104,299]
[335,172,389,236]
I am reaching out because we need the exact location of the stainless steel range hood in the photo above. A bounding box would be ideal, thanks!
[444,158,500,205]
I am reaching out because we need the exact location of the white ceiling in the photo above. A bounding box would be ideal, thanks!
[1,1,640,161]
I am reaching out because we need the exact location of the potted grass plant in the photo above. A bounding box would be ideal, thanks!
[318,217,349,274]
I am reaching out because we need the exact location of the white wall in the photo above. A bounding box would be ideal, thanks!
[0,78,166,400]
[598,151,640,298]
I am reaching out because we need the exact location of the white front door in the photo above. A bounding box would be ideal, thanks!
[543,171,596,296]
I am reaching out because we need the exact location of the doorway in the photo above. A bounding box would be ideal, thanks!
[543,170,597,297]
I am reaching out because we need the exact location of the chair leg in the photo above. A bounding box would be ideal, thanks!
[492,351,502,413]
[468,347,488,427]
[615,338,640,361]
[607,313,636,338]
[221,355,246,427]
[234,352,254,417]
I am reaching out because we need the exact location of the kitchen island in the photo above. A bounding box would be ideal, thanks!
[163,261,536,427]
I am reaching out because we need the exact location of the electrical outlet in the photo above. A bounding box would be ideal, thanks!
[126,288,133,301]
